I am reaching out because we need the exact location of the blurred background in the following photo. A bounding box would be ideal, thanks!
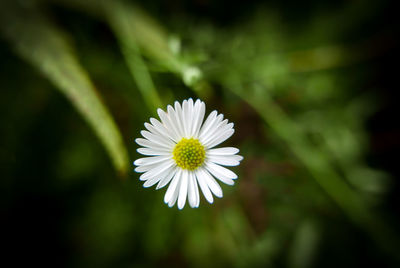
[1,0,399,267]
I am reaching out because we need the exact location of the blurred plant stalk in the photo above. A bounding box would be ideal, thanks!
[107,3,163,114]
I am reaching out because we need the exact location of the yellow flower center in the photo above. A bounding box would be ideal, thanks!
[173,138,206,170]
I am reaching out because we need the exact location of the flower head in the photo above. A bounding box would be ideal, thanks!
[134,98,243,209]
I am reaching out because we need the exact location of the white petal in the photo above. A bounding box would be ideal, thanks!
[167,105,183,139]
[137,147,171,156]
[180,100,187,136]
[199,113,223,140]
[187,172,197,208]
[205,128,235,149]
[207,155,243,166]
[141,130,174,147]
[197,167,223,198]
[135,163,158,173]
[135,160,172,173]
[190,171,201,208]
[143,165,174,188]
[150,118,178,143]
[186,98,194,136]
[188,99,199,137]
[206,161,238,179]
[208,147,239,156]
[168,178,180,207]
[203,121,232,143]
[178,170,189,209]
[156,166,178,189]
[198,111,217,138]
[134,155,171,166]
[168,187,179,207]
[135,138,171,150]
[144,122,160,135]
[143,177,161,188]
[201,119,229,145]
[145,121,175,143]
[193,172,200,207]
[192,100,206,138]
[173,101,185,137]
[139,159,174,181]
[182,99,190,137]
[158,108,180,141]
[195,169,214,203]
[205,162,235,185]
[164,169,181,204]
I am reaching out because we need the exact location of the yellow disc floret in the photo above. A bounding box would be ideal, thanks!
[173,138,206,170]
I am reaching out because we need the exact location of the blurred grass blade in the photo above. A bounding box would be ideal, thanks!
[99,1,183,72]
[288,219,320,268]
[105,1,163,112]
[0,4,129,176]
[102,1,203,88]
[239,86,370,223]
[49,0,201,91]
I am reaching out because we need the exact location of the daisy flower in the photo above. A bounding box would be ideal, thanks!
[134,98,243,209]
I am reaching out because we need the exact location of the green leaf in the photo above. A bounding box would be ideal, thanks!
[0,4,129,176]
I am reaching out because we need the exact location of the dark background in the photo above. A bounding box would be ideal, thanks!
[1,0,399,267]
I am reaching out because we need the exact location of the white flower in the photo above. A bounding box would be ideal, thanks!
[134,98,243,209]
